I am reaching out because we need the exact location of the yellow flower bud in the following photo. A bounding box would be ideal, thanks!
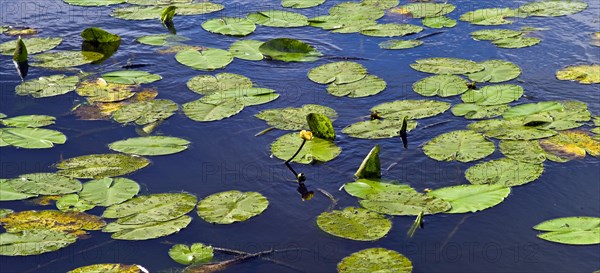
[299,130,313,141]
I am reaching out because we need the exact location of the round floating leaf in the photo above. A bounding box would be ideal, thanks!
[169,243,214,265]
[379,39,423,50]
[309,16,377,34]
[492,37,541,48]
[411,58,484,75]
[519,0,588,17]
[317,207,391,241]
[128,0,191,5]
[500,140,560,164]
[533,217,600,245]
[539,101,590,131]
[105,215,192,240]
[466,158,544,186]
[0,210,105,234]
[31,51,104,68]
[503,101,564,119]
[12,173,81,195]
[422,16,456,28]
[282,0,324,8]
[395,3,456,18]
[360,24,423,37]
[199,88,279,106]
[0,209,13,218]
[327,75,386,98]
[343,178,414,199]
[461,84,523,105]
[102,70,162,85]
[56,154,150,179]
[460,8,518,26]
[187,73,253,95]
[466,60,521,83]
[259,38,321,62]
[342,119,417,139]
[337,248,412,273]
[0,128,66,149]
[109,136,190,156]
[423,130,495,162]
[1,115,55,128]
[428,184,510,213]
[471,29,523,40]
[81,28,120,43]
[202,17,256,36]
[137,34,189,46]
[56,194,95,213]
[176,48,233,71]
[413,75,468,97]
[247,10,308,27]
[68,264,143,273]
[329,2,385,20]
[76,80,135,103]
[16,75,79,98]
[468,118,557,140]
[308,61,367,85]
[103,193,197,225]
[229,40,264,61]
[113,99,178,126]
[79,178,140,207]
[64,0,125,6]
[361,0,398,9]
[372,99,451,119]
[539,130,600,160]
[112,3,223,20]
[255,104,337,131]
[360,191,451,216]
[183,99,244,122]
[0,229,77,256]
[0,37,61,55]
[197,191,268,224]
[556,65,599,84]
[0,179,37,201]
[271,133,341,164]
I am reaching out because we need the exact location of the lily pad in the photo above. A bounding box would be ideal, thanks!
[76,80,135,103]
[199,87,279,106]
[56,194,95,213]
[0,229,77,256]
[102,70,162,85]
[31,51,104,68]
[0,209,13,218]
[337,248,412,273]
[423,130,495,162]
[103,193,197,225]
[468,118,557,140]
[342,119,417,139]
[379,39,423,50]
[183,99,244,122]
[466,60,521,83]
[0,128,66,149]
[556,64,600,84]
[187,73,252,95]
[271,133,341,164]
[128,0,191,5]
[343,178,414,199]
[413,75,468,97]
[0,210,105,234]
[317,207,391,241]
[540,131,600,160]
[11,173,81,195]
[137,34,189,46]
[15,75,79,98]
[519,0,588,17]
[64,0,125,6]
[282,0,325,9]
[202,17,256,36]
[503,101,564,119]
[533,217,600,245]
[428,184,510,213]
[0,37,61,55]
[492,37,541,49]
[56,154,150,179]
[460,8,519,26]
[175,48,233,71]
[422,16,456,28]
[67,264,143,273]
[500,140,565,164]
[196,191,268,224]
[411,58,484,75]
[79,178,140,207]
[466,158,544,186]
[111,3,224,20]
[169,243,213,265]
[308,61,367,85]
[359,24,423,37]
[229,40,264,61]
[327,75,386,98]
[361,0,398,9]
[372,100,451,119]
[0,179,37,201]
[1,115,55,128]
[461,84,524,105]
[109,136,190,156]
[113,99,178,125]
[394,3,456,18]
[259,38,321,62]
[360,191,451,216]
[538,101,591,131]
[471,29,523,40]
[255,104,337,131]
[105,215,192,240]
[247,10,308,28]
[329,2,385,20]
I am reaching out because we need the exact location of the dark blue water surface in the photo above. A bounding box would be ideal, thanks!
[1,0,599,272]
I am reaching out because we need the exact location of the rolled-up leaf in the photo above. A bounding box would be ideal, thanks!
[81,27,120,43]
[13,36,27,62]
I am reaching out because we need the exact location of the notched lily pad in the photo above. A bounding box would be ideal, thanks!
[196,191,268,224]
[413,75,468,97]
[31,51,104,68]
[247,10,308,28]
[109,136,190,156]
[343,178,414,199]
[1,115,55,128]
[372,100,451,119]
[104,215,192,240]
[327,75,386,98]
[466,60,521,83]
[539,130,600,160]
[259,38,321,62]
[229,40,264,61]
[379,39,423,50]
[461,84,524,105]
[359,23,423,37]
[411,58,484,75]
[113,99,178,125]
[533,217,600,245]
[342,119,417,139]
[11,173,81,195]
[16,75,79,98]
[360,191,451,216]
[255,104,337,131]
[466,158,544,186]
[102,70,162,85]
[556,64,599,84]
[0,210,105,234]
[67,264,143,273]
[183,99,244,122]
[0,37,61,55]
[0,128,66,149]
[103,193,197,225]
[429,184,510,213]
[202,17,256,36]
[187,73,252,95]
[169,243,214,265]
[308,61,367,85]
[337,248,413,273]
[176,48,233,71]
[423,130,495,162]
[271,132,341,164]
[316,207,391,241]
[79,177,140,207]
[0,229,77,256]
[56,154,150,179]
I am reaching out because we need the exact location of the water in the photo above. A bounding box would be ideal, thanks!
[1,0,599,272]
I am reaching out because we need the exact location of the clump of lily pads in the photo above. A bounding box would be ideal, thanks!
[308,61,386,98]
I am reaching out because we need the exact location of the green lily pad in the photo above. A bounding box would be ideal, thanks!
[343,178,414,199]
[539,101,591,131]
[105,215,192,241]
[519,0,588,17]
[128,0,191,5]
[271,132,341,164]
[79,178,140,207]
[361,0,398,9]
[503,101,564,119]
[15,75,79,98]
[111,3,224,20]
[229,40,264,61]
[499,140,563,164]
[428,184,510,213]
[76,80,135,103]
[379,39,423,50]
[102,70,162,85]
[64,0,125,6]
[31,51,104,68]
[396,3,456,18]
[0,229,77,256]
[533,217,600,245]
[466,60,521,83]
[317,207,391,241]
[422,16,456,28]
[308,61,367,85]
[56,154,150,179]
[423,130,495,162]
[1,115,55,128]
[0,128,66,149]
[468,118,557,140]
[0,37,61,55]
[109,136,190,156]
[329,2,385,20]
[187,73,253,95]
[0,210,105,234]
[460,8,519,26]
[309,16,377,34]
[360,24,423,37]
[113,99,179,125]
[0,179,37,201]
[247,10,308,27]
[137,34,189,46]
[471,29,523,40]
[466,158,544,186]
[176,48,233,71]
[337,248,412,273]
[169,243,213,265]
[255,104,337,131]
[11,173,81,195]
[67,264,143,273]
[183,99,245,122]
[103,193,197,225]
[556,65,600,84]
[372,99,451,119]
[81,28,120,43]
[196,191,268,224]
[327,75,386,98]
[360,191,451,216]
[461,84,523,105]
[413,75,468,97]
[199,88,279,106]
[492,37,541,48]
[282,0,325,8]
[342,119,417,139]
[202,17,256,36]
[56,194,95,213]
[411,58,484,75]
[259,38,321,62]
